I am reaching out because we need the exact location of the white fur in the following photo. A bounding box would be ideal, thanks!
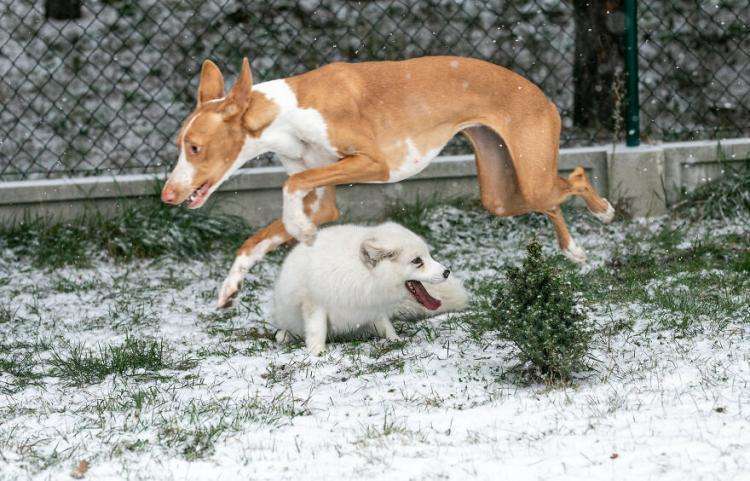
[562,239,587,264]
[271,222,466,356]
[282,186,316,245]
[254,80,339,244]
[167,114,199,189]
[387,138,443,182]
[254,80,338,169]
[592,198,616,224]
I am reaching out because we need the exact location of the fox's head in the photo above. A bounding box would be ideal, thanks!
[161,58,278,208]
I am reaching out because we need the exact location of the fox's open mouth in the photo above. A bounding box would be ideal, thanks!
[185,183,211,209]
[405,280,442,310]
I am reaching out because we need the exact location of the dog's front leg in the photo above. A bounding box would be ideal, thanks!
[282,184,317,246]
[217,220,290,308]
[218,187,340,308]
[282,155,389,244]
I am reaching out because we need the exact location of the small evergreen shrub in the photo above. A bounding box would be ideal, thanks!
[486,241,593,383]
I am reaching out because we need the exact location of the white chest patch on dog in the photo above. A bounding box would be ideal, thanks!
[254,80,339,171]
[387,138,442,182]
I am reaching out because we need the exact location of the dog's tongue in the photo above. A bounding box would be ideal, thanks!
[406,280,442,310]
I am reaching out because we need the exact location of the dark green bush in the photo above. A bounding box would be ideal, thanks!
[487,241,592,382]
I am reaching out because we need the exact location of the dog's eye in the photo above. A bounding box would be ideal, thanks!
[189,144,201,155]
[411,257,423,266]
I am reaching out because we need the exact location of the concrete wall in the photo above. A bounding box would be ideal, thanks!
[1,138,748,227]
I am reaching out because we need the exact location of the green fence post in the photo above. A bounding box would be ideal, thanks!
[624,0,640,146]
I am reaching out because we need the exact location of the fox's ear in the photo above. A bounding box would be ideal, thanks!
[225,57,253,110]
[360,238,399,268]
[197,60,225,105]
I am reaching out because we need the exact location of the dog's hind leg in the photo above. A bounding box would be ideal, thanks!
[545,206,586,263]
[461,126,530,217]
[471,104,611,260]
[566,166,615,223]
[217,186,340,309]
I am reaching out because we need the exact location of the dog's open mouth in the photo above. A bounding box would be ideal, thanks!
[185,183,211,209]
[405,280,442,310]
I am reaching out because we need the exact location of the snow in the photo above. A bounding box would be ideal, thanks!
[0,210,749,480]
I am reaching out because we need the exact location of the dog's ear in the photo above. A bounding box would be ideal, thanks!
[222,57,253,117]
[360,238,399,268]
[243,93,278,133]
[197,60,225,105]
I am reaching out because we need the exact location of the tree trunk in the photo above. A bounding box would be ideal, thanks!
[572,0,626,129]
[44,0,81,20]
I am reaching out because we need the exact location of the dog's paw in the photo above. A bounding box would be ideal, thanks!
[283,215,317,245]
[591,198,615,224]
[562,240,587,264]
[299,224,317,246]
[217,275,242,309]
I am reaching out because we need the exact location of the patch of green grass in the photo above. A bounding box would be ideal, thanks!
[49,335,189,385]
[158,394,309,460]
[355,409,422,446]
[675,157,750,219]
[584,228,748,313]
[0,341,46,394]
[506,222,750,334]
[0,302,23,324]
[49,275,99,293]
[0,184,251,268]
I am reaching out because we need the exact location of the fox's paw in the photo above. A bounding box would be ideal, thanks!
[306,342,326,357]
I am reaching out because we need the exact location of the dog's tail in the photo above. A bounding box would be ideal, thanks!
[394,276,469,320]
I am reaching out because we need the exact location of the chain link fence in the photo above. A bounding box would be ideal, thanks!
[0,0,748,181]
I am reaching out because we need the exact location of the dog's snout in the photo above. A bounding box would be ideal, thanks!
[442,269,450,279]
[161,186,178,204]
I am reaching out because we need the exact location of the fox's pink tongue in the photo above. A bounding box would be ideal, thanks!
[405,280,442,310]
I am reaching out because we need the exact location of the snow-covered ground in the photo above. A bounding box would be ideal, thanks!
[1,206,749,480]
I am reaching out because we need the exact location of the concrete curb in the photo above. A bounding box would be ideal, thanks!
[1,138,748,226]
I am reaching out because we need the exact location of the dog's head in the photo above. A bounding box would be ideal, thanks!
[161,58,277,208]
[360,223,450,311]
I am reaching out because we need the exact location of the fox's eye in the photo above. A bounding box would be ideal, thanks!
[411,257,423,266]
[189,144,201,155]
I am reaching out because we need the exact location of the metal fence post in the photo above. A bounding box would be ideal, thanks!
[624,0,640,147]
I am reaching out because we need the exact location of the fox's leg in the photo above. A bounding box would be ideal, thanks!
[373,317,400,341]
[217,186,339,308]
[303,302,328,356]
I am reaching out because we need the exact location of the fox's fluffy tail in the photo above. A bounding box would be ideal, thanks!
[394,276,469,320]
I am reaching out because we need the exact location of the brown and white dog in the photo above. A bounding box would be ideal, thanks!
[160,56,614,308]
